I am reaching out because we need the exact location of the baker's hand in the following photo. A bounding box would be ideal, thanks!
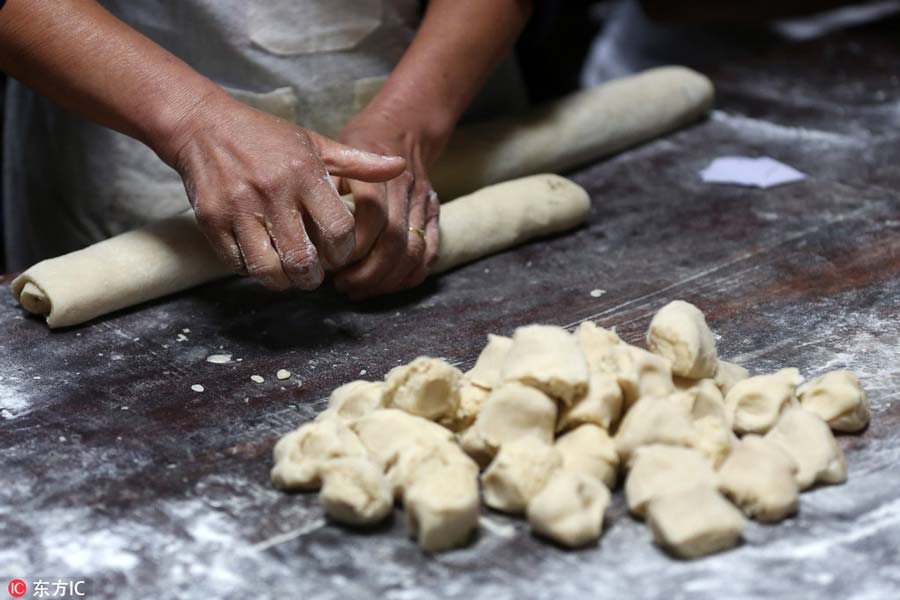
[331,107,444,301]
[168,95,406,291]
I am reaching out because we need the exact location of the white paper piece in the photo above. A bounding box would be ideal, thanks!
[700,156,807,189]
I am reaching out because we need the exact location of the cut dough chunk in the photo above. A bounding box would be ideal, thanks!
[450,382,491,432]
[319,457,393,526]
[319,380,385,422]
[404,455,480,553]
[625,445,717,517]
[350,409,453,466]
[501,324,589,405]
[615,395,695,465]
[465,334,513,390]
[646,486,746,559]
[574,321,623,373]
[556,372,623,433]
[714,361,750,396]
[384,357,462,424]
[672,378,728,424]
[718,435,799,522]
[460,382,557,466]
[691,415,734,469]
[725,368,804,435]
[385,440,479,502]
[797,370,870,433]
[271,418,368,490]
[482,436,563,514]
[555,424,620,489]
[527,470,611,547]
[765,407,847,490]
[611,345,675,409]
[647,300,718,379]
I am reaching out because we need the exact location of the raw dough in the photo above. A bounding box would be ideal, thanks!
[691,415,734,469]
[646,300,718,379]
[270,418,367,490]
[350,409,453,466]
[765,408,847,490]
[624,445,717,517]
[717,435,799,522]
[611,345,675,409]
[501,324,589,405]
[646,487,746,559]
[614,395,695,465]
[555,424,620,489]
[460,382,557,466]
[556,372,623,433]
[450,382,491,432]
[385,440,479,502]
[319,457,393,526]
[384,357,462,424]
[526,470,611,547]
[318,380,385,422]
[574,321,623,373]
[464,334,513,390]
[725,368,804,435]
[672,378,728,424]
[797,370,870,432]
[714,360,750,396]
[482,436,563,514]
[404,454,480,552]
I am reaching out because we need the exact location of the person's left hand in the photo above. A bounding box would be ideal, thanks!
[331,106,446,300]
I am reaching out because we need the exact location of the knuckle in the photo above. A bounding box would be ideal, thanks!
[281,247,318,275]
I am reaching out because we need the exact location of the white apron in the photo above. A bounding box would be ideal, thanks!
[3,0,423,270]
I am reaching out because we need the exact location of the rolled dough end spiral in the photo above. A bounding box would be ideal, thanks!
[13,280,52,317]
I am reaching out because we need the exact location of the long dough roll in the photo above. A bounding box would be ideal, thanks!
[431,66,714,199]
[12,175,589,328]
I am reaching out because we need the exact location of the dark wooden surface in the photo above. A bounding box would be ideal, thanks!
[2,17,900,600]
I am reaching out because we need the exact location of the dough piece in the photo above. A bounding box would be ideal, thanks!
[691,415,734,469]
[614,395,695,465]
[501,325,589,405]
[319,457,393,526]
[646,487,746,559]
[611,345,675,409]
[465,334,513,390]
[717,435,799,522]
[384,357,462,424]
[556,372,623,433]
[672,378,728,424]
[555,424,620,489]
[714,361,750,396]
[624,445,717,517]
[385,440,479,502]
[271,418,368,490]
[526,470,611,547]
[12,175,588,328]
[725,368,804,435]
[460,382,557,466]
[574,321,623,373]
[404,456,480,552]
[646,300,718,379]
[764,408,847,490]
[797,371,870,432]
[449,382,491,432]
[319,380,385,422]
[350,409,453,466]
[432,66,715,199]
[482,436,563,514]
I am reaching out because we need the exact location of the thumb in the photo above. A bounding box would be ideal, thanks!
[311,132,407,183]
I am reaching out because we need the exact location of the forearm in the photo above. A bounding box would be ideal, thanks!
[0,0,227,164]
[364,0,532,160]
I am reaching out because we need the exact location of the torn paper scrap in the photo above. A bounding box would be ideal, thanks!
[700,156,807,189]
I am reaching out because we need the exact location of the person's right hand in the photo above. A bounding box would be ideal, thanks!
[166,94,407,291]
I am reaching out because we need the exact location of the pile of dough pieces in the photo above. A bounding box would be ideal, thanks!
[271,299,870,556]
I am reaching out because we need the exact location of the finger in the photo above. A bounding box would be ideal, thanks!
[334,173,413,295]
[299,167,357,268]
[346,179,388,264]
[234,217,292,291]
[310,131,406,182]
[264,206,324,290]
[192,202,247,275]
[369,181,429,295]
[400,191,440,289]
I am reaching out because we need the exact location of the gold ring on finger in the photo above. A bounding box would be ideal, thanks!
[408,226,426,241]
